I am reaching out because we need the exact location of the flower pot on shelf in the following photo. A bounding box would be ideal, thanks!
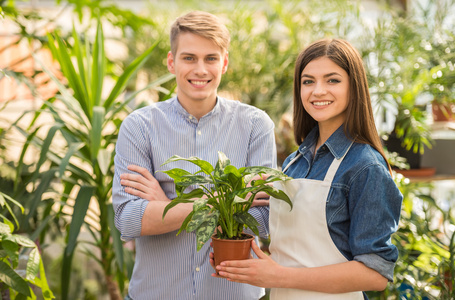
[211,233,254,275]
[432,101,455,122]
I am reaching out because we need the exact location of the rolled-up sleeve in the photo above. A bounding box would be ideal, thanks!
[348,162,402,281]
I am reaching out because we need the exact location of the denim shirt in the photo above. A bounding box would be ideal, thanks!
[282,126,403,282]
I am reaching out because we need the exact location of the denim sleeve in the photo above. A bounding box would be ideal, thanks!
[348,161,403,281]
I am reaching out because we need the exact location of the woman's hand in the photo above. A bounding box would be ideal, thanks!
[213,240,283,288]
[120,165,169,202]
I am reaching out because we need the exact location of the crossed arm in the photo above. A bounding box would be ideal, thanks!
[120,165,193,235]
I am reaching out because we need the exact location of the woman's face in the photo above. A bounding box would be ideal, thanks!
[300,56,350,132]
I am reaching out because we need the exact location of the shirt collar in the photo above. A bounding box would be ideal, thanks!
[172,96,222,119]
[298,125,353,159]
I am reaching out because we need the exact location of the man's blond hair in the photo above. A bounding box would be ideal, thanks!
[170,11,230,55]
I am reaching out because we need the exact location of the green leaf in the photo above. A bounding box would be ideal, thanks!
[163,198,195,219]
[58,142,84,178]
[97,148,113,176]
[233,211,259,236]
[176,211,194,236]
[186,207,210,232]
[68,186,95,251]
[193,198,208,211]
[176,175,212,187]
[104,40,159,109]
[233,195,248,204]
[161,155,214,175]
[0,222,12,235]
[90,106,105,160]
[91,21,105,107]
[159,168,192,180]
[179,188,205,200]
[0,261,31,297]
[25,247,40,281]
[5,234,36,248]
[107,204,124,273]
[195,211,219,251]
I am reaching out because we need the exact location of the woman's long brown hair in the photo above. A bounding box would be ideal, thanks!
[292,38,392,174]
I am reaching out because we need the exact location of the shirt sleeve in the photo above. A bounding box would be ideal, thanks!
[348,162,403,281]
[112,112,151,241]
[246,109,277,169]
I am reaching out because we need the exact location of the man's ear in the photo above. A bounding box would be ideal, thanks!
[167,51,175,74]
[222,51,229,74]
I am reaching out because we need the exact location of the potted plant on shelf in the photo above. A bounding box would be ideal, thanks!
[161,151,292,270]
[428,65,455,122]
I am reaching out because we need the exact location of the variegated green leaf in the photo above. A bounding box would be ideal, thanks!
[177,211,194,236]
[195,211,219,251]
[186,207,210,232]
[193,198,208,211]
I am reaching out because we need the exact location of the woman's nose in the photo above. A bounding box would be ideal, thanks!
[312,83,327,96]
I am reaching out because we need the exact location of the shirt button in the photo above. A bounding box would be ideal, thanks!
[196,267,200,272]
[189,116,193,120]
[197,130,202,135]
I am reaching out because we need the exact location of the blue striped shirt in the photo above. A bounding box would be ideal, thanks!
[112,97,276,300]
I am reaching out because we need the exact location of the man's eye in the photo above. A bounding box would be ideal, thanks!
[206,57,217,61]
[183,57,193,61]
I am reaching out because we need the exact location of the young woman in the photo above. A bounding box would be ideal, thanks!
[214,38,403,299]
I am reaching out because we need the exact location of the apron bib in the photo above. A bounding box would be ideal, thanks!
[269,145,363,300]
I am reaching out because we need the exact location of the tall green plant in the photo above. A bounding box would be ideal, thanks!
[0,191,54,299]
[11,20,174,300]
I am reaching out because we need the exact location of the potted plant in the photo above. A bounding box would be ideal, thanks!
[428,65,455,122]
[161,151,292,269]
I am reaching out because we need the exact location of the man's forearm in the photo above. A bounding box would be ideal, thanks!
[141,201,193,235]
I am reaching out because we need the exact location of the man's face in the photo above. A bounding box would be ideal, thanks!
[167,32,229,106]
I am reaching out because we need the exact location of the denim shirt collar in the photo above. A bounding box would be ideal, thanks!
[298,125,354,160]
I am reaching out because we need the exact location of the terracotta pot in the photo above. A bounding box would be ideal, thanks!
[432,102,455,122]
[211,233,254,275]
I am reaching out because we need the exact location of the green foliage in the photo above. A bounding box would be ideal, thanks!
[9,19,173,300]
[161,151,292,251]
[0,191,54,299]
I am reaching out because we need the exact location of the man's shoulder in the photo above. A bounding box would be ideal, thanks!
[219,97,271,120]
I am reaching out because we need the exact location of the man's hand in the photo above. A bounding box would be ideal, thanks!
[120,165,169,202]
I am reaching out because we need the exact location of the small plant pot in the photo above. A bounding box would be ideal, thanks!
[432,102,455,122]
[211,233,254,275]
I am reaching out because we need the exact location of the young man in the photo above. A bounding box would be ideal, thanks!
[112,11,276,300]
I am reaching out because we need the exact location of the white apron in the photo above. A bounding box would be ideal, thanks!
[269,145,363,300]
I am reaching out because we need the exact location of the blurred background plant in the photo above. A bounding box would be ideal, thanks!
[1,0,455,299]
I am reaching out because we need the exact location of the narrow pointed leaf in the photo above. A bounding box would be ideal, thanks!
[104,40,159,109]
[107,204,124,272]
[90,106,105,160]
[233,211,259,236]
[91,21,104,107]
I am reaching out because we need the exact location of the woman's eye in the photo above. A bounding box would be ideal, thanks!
[328,78,341,83]
[302,80,313,85]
